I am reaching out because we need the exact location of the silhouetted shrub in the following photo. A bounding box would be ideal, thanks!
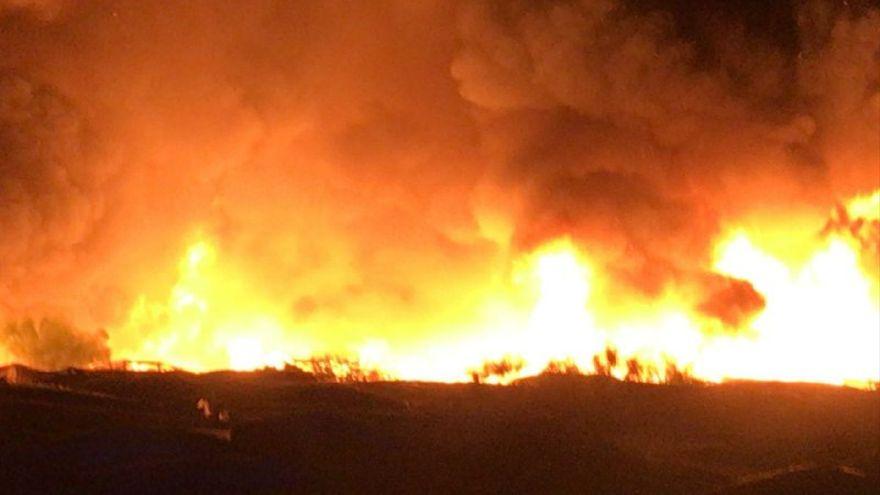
[663,361,700,385]
[470,355,524,383]
[592,347,618,377]
[292,355,384,383]
[542,358,582,376]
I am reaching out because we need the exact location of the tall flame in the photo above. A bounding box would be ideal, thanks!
[108,191,880,387]
[110,239,308,372]
[704,235,878,386]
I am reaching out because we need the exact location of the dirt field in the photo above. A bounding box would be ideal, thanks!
[1,367,877,493]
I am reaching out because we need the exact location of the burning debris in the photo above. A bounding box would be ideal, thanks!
[0,1,877,387]
[93,359,179,372]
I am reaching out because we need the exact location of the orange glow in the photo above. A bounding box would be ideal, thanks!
[109,239,310,372]
[847,189,880,220]
[703,233,879,387]
[1,2,878,398]
[103,192,879,387]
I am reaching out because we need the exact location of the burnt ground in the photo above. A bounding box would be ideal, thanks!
[0,367,877,494]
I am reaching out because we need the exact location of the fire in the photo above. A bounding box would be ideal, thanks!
[105,192,879,388]
[1,1,877,395]
[110,238,309,372]
[516,239,600,375]
[847,189,880,220]
[704,233,879,387]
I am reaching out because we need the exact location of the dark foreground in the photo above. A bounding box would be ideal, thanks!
[1,366,877,494]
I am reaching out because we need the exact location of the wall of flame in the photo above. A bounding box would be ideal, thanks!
[0,1,877,387]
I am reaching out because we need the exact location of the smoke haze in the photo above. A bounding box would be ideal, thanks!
[0,0,877,370]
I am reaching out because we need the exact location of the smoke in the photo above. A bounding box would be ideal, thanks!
[451,0,878,314]
[0,0,876,368]
[0,72,112,364]
[697,276,765,328]
[0,0,65,20]
[1,318,109,369]
[0,73,103,281]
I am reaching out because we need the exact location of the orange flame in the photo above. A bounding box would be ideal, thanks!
[108,191,880,387]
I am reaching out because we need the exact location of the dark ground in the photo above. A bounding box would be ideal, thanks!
[1,366,877,494]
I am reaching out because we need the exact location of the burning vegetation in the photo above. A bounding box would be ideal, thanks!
[0,1,878,389]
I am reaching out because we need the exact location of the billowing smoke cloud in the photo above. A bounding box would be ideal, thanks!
[1,318,108,369]
[0,0,64,20]
[452,0,878,309]
[0,72,110,365]
[0,0,876,368]
[0,73,104,298]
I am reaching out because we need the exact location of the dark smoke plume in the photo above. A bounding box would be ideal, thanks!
[0,0,876,366]
[1,318,109,369]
